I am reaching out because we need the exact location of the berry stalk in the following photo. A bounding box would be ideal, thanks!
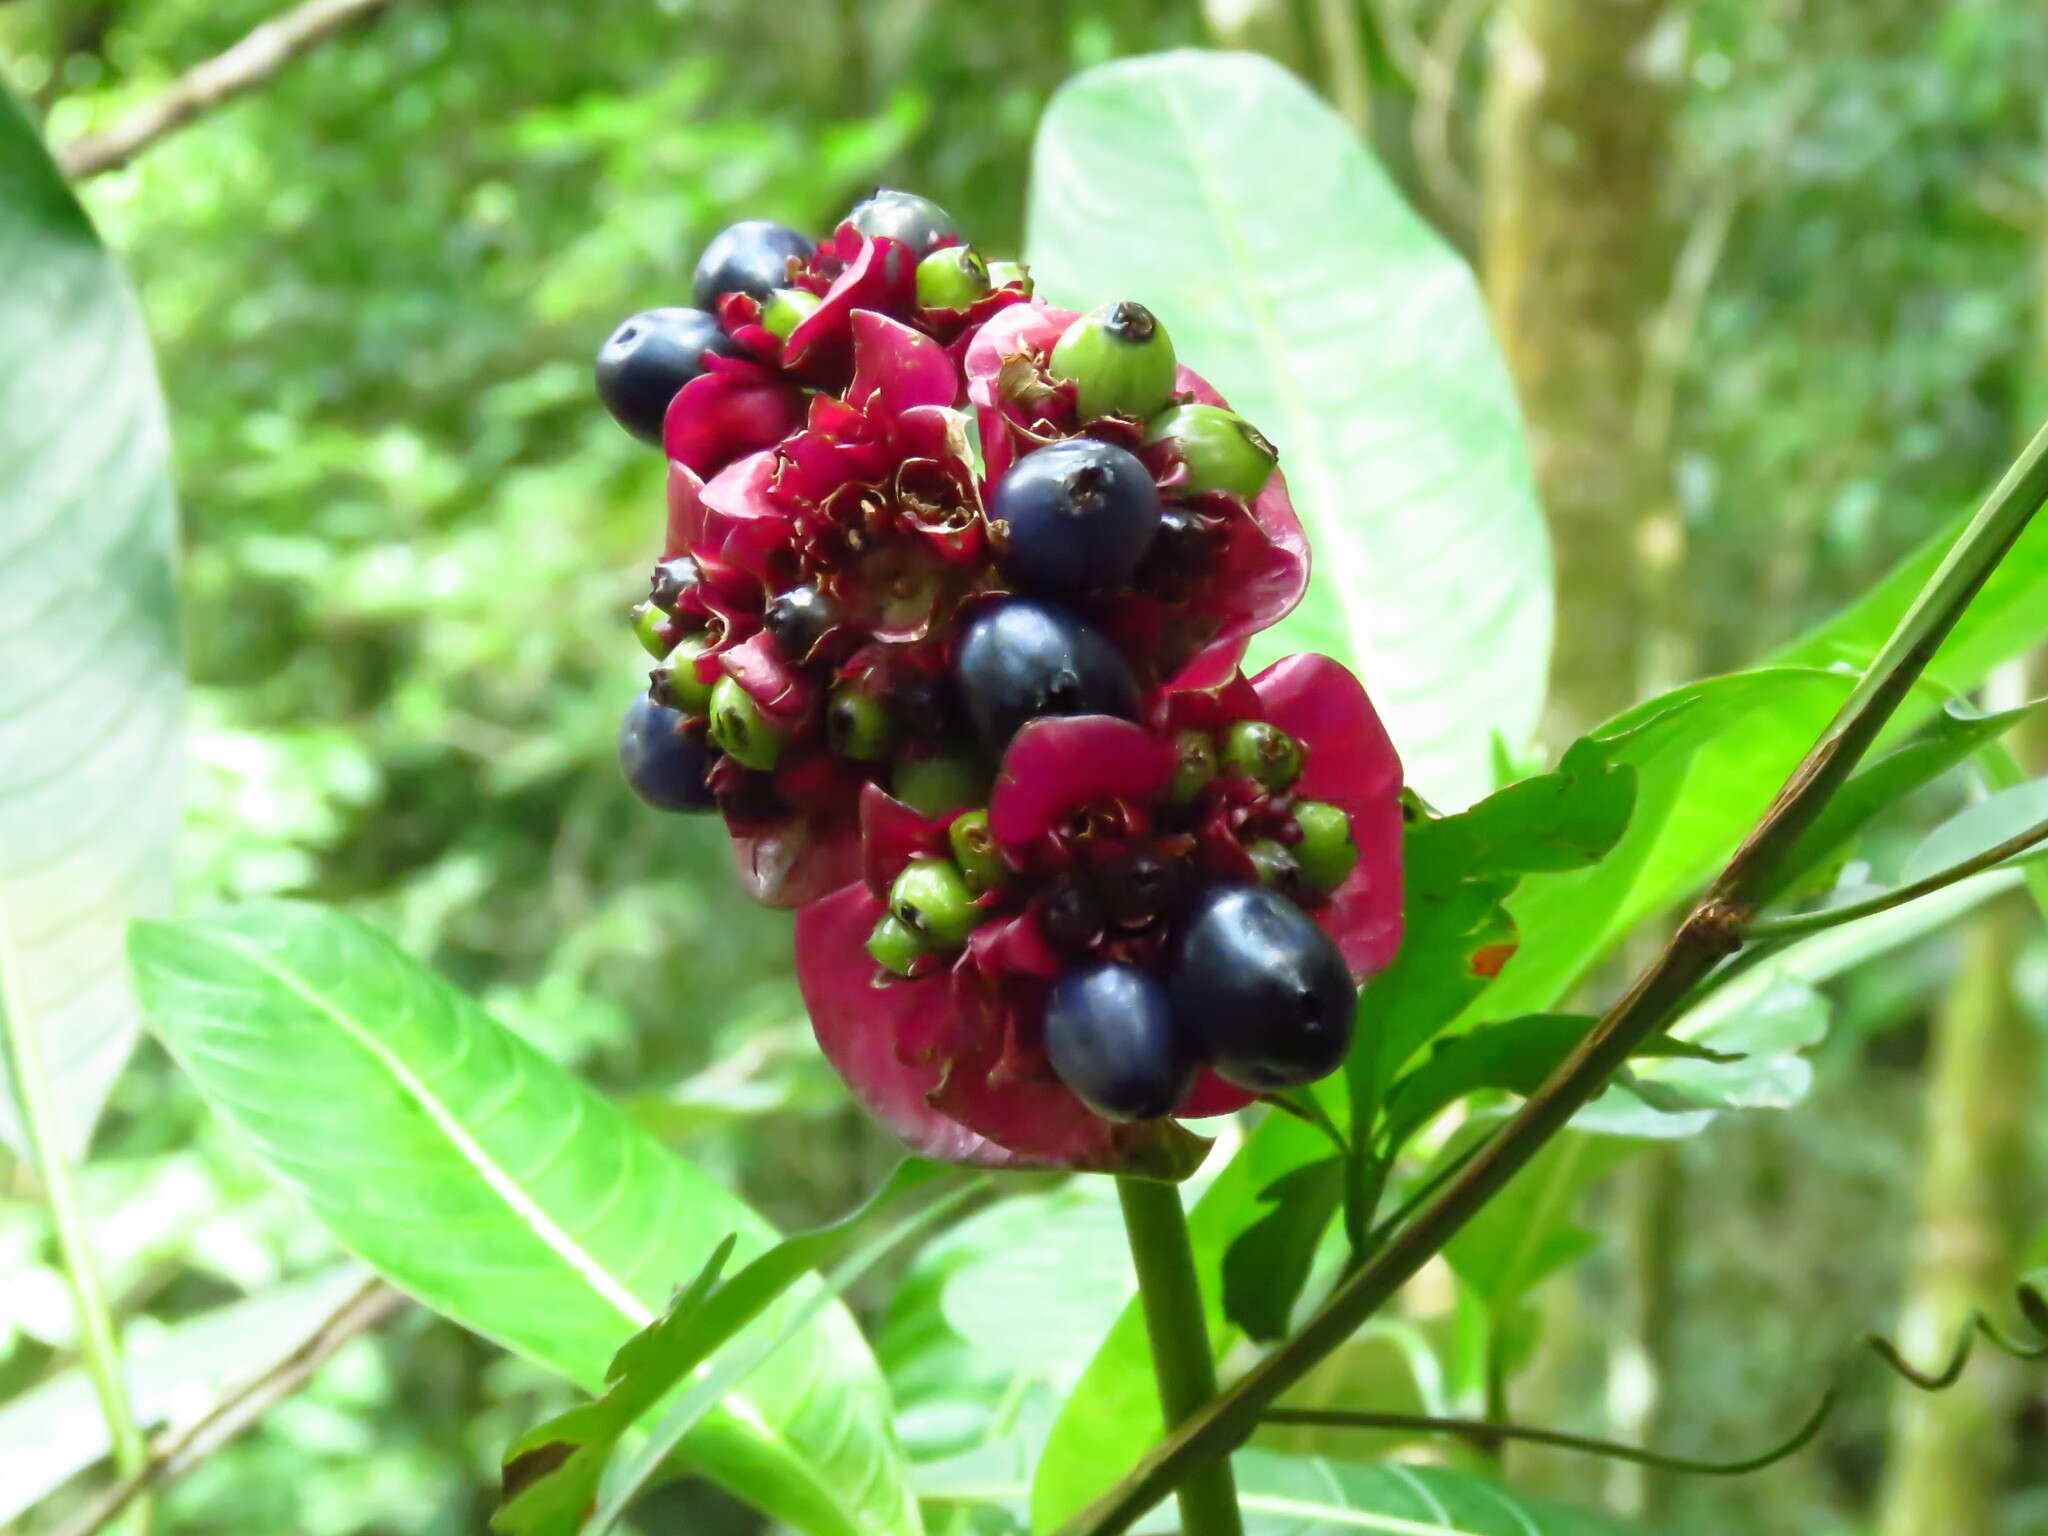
[1114,1176,1243,1536]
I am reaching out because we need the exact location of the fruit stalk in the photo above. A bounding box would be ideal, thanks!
[1114,1176,1244,1536]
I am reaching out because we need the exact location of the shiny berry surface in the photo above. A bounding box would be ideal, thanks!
[1043,962,1195,1121]
[846,188,959,254]
[692,220,814,308]
[889,858,979,948]
[764,585,836,658]
[954,597,1140,754]
[1143,403,1278,499]
[595,308,736,446]
[618,693,717,813]
[993,439,1162,596]
[1170,884,1356,1090]
[649,556,700,612]
[709,676,784,771]
[1049,301,1178,421]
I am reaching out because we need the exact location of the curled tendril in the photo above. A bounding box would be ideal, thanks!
[1262,1274,2048,1479]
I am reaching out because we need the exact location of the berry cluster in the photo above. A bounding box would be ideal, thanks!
[601,190,1402,1173]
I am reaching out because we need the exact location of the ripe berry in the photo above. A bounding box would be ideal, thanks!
[954,597,1140,754]
[596,308,738,446]
[708,675,785,771]
[761,287,821,340]
[1222,720,1303,791]
[1098,848,1181,926]
[1049,301,1177,422]
[764,585,836,659]
[891,750,984,816]
[947,810,1010,893]
[1134,506,1217,597]
[993,439,1162,596]
[846,188,959,255]
[618,693,717,813]
[889,858,979,948]
[651,636,715,716]
[692,220,814,308]
[826,685,895,761]
[1038,879,1105,953]
[1143,404,1279,499]
[1170,884,1356,1090]
[1292,801,1359,892]
[1043,962,1196,1122]
[632,601,672,659]
[866,914,928,977]
[649,556,701,613]
[916,245,991,309]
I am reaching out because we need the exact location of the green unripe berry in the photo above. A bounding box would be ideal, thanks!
[986,260,1033,295]
[891,751,984,817]
[1246,838,1299,888]
[761,287,821,340]
[1222,720,1303,791]
[653,635,715,716]
[709,675,784,770]
[947,810,1010,893]
[1143,404,1278,499]
[866,914,928,977]
[1168,730,1220,803]
[889,858,979,948]
[1049,301,1177,421]
[915,246,991,310]
[1292,800,1359,892]
[632,601,672,659]
[826,685,896,761]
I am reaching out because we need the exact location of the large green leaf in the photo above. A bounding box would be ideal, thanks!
[1229,1452,1645,1535]
[0,1267,367,1525]
[130,903,920,1536]
[0,87,180,1156]
[1026,50,1549,806]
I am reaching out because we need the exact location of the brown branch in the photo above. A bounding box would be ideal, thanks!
[56,0,410,180]
[51,1278,408,1536]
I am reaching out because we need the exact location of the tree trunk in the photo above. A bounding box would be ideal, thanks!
[1480,0,1685,742]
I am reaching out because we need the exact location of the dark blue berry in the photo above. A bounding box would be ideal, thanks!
[1044,962,1196,1121]
[692,220,814,309]
[596,308,737,446]
[649,556,701,612]
[1169,884,1355,1090]
[1048,966,1196,1122]
[846,188,959,255]
[763,585,836,659]
[994,439,1162,596]
[618,693,718,812]
[953,597,1140,754]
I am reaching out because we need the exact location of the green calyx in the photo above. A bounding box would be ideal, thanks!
[632,601,672,659]
[948,810,1010,893]
[708,675,784,770]
[892,751,984,817]
[865,914,928,977]
[1223,719,1303,791]
[1048,300,1177,421]
[761,287,821,340]
[986,260,1033,295]
[653,635,715,716]
[1246,838,1299,888]
[1292,800,1359,892]
[826,685,896,761]
[889,858,980,948]
[1168,729,1220,803]
[1143,403,1278,499]
[916,246,991,310]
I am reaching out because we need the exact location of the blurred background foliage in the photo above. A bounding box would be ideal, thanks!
[2,0,2045,1532]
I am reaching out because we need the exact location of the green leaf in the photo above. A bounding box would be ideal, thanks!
[1903,778,2048,883]
[1222,1156,1345,1343]
[1028,1114,1331,1531]
[1378,1014,1599,1154]
[1026,50,1548,806]
[130,902,920,1536]
[1441,1124,1641,1310]
[0,86,181,1157]
[0,1267,367,1526]
[1228,1451,1647,1535]
[1352,738,1636,1120]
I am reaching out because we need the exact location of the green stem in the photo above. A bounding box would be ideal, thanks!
[0,949,149,1525]
[1746,814,2048,939]
[1115,1177,1243,1536]
[1055,419,2048,1536]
